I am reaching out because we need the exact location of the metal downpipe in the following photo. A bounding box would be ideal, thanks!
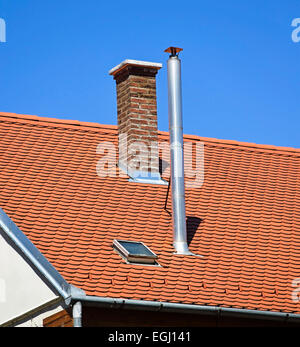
[73,301,82,327]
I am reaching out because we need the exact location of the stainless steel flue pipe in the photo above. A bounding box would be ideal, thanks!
[165,47,192,255]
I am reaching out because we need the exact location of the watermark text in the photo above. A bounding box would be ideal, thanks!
[291,278,300,302]
[0,18,6,43]
[96,136,204,188]
[291,18,300,43]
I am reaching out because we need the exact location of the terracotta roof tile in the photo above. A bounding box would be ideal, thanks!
[0,112,300,314]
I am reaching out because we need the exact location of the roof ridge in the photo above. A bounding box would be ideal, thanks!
[1,111,299,155]
[189,135,300,155]
[0,111,118,132]
[158,133,300,156]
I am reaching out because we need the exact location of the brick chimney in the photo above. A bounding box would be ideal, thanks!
[109,60,165,184]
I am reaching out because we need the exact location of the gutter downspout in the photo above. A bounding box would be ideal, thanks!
[73,301,82,327]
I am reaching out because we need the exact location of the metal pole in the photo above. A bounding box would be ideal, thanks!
[165,47,192,255]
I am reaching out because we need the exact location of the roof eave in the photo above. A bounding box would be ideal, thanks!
[70,294,300,324]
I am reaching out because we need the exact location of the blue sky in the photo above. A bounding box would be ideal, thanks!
[0,0,300,148]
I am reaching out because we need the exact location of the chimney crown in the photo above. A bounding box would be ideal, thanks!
[109,59,162,77]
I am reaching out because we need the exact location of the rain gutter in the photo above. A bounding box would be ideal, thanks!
[70,294,300,324]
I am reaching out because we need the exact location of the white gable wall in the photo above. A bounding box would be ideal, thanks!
[0,231,61,326]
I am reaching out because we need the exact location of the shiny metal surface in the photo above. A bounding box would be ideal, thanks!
[166,50,192,255]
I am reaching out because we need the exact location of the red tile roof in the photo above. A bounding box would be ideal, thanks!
[1,111,300,313]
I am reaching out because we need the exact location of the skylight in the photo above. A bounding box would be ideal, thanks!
[113,239,158,265]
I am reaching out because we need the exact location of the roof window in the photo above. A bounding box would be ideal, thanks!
[113,239,158,265]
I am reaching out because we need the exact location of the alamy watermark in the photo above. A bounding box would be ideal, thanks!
[96,136,205,189]
[291,18,300,43]
[0,18,6,43]
[291,278,300,303]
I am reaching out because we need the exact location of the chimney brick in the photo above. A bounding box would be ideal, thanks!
[109,60,162,179]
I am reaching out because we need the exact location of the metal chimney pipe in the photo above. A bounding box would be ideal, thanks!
[165,47,192,255]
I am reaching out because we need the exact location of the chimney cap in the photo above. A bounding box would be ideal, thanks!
[109,59,162,76]
[164,47,183,56]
